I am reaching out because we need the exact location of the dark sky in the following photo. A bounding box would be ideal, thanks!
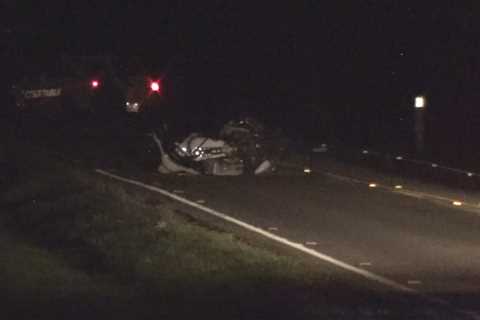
[3,1,480,130]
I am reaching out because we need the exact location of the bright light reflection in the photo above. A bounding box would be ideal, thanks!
[150,81,160,92]
[415,96,425,108]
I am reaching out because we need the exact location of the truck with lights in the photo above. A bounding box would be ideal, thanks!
[12,55,125,121]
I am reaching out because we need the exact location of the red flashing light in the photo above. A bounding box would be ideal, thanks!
[91,80,100,88]
[150,81,160,92]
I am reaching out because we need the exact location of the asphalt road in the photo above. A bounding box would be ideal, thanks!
[6,117,480,317]
[116,164,480,315]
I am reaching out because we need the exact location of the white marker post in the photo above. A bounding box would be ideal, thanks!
[414,95,426,154]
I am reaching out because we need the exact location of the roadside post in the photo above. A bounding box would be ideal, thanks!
[414,95,426,154]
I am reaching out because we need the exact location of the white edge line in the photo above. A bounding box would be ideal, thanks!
[204,165,477,316]
[95,169,415,294]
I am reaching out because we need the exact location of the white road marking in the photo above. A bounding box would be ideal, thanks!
[270,163,480,317]
[100,169,480,317]
[267,227,279,231]
[96,169,416,293]
[359,262,372,266]
[407,280,422,285]
[173,190,185,194]
[196,199,206,204]
[305,241,318,246]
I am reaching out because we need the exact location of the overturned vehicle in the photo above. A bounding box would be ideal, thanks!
[151,118,278,176]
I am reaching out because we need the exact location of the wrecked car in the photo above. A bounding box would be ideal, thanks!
[150,118,276,176]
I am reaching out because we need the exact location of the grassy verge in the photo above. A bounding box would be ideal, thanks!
[0,135,467,319]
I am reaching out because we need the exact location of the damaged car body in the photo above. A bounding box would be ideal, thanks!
[150,118,276,176]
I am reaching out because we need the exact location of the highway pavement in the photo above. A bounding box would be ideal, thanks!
[107,164,480,316]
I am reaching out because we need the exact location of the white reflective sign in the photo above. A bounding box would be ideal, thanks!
[415,96,425,108]
[23,88,62,99]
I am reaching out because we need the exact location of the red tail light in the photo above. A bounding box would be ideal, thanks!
[150,81,160,92]
[91,80,100,89]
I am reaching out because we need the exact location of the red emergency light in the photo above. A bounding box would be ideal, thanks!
[91,80,100,89]
[150,81,160,93]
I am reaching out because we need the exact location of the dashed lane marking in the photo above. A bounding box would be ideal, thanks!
[279,162,479,212]
[322,172,480,213]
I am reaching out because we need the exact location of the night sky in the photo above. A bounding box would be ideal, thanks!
[3,1,480,146]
